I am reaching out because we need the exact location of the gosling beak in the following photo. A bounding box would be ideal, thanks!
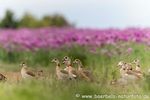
[51,59,55,62]
[73,61,76,64]
[62,60,65,64]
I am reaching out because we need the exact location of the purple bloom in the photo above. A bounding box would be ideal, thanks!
[0,27,148,51]
[126,47,133,54]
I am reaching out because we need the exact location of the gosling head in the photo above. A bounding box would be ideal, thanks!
[117,61,125,67]
[20,62,27,69]
[73,59,80,63]
[117,61,127,70]
[63,56,70,61]
[51,58,61,67]
[126,63,133,70]
[51,58,59,63]
[62,56,71,65]
[132,59,140,65]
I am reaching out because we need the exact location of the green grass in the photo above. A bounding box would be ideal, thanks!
[0,43,150,100]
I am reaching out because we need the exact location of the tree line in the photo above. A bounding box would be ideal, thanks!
[0,10,72,28]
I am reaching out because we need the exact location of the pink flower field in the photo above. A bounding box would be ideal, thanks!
[0,27,150,51]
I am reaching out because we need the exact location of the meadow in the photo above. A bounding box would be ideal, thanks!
[0,27,150,100]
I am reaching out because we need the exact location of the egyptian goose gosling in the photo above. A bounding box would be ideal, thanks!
[62,56,71,71]
[117,61,126,69]
[125,62,142,78]
[2,72,21,83]
[62,56,78,80]
[51,58,69,80]
[118,62,127,78]
[132,59,142,72]
[119,62,141,81]
[20,62,36,79]
[0,73,7,81]
[117,61,141,79]
[73,59,94,82]
[36,70,44,77]
[117,61,132,70]
[132,59,143,77]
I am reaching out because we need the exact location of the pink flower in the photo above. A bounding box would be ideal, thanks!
[126,47,133,54]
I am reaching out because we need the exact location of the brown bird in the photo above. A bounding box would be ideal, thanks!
[51,58,70,80]
[62,56,78,80]
[73,59,94,82]
[36,70,44,77]
[132,59,142,72]
[2,72,21,83]
[132,59,143,78]
[62,56,71,71]
[20,62,36,79]
[117,61,126,69]
[118,62,141,81]
[0,73,7,81]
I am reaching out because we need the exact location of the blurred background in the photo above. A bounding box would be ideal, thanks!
[1,0,150,28]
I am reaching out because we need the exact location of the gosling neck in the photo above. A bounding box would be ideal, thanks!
[77,62,83,69]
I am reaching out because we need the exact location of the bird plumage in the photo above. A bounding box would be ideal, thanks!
[62,56,78,80]
[20,62,36,79]
[73,59,94,82]
[52,58,70,80]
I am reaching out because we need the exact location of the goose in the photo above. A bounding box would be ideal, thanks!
[51,58,69,80]
[117,61,132,70]
[119,62,141,81]
[117,61,125,67]
[62,56,78,80]
[117,61,142,79]
[132,59,142,72]
[132,59,143,78]
[0,73,7,81]
[117,61,126,69]
[2,72,21,83]
[62,56,71,71]
[20,62,36,79]
[73,59,94,82]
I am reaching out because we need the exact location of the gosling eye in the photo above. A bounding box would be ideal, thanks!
[77,59,79,61]
[64,56,68,59]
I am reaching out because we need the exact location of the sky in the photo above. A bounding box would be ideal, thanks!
[0,0,150,28]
